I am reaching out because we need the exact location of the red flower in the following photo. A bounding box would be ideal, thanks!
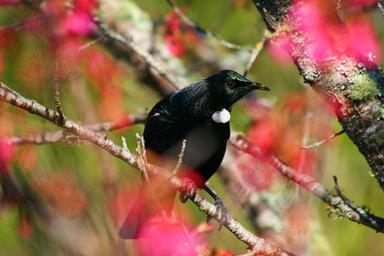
[73,0,98,13]
[248,115,281,156]
[163,11,200,57]
[164,12,185,57]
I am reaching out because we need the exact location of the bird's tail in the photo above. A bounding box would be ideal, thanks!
[119,183,148,239]
[119,178,175,239]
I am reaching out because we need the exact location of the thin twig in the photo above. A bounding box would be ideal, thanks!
[301,130,345,150]
[136,133,149,181]
[243,34,267,77]
[78,38,100,51]
[331,176,375,221]
[165,0,244,50]
[121,136,128,151]
[53,61,64,124]
[173,139,187,175]
[0,82,292,255]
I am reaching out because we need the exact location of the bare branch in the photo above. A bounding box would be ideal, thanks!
[2,114,146,145]
[121,136,128,151]
[0,82,292,255]
[301,130,345,150]
[243,33,267,77]
[0,81,137,164]
[53,61,64,124]
[93,17,182,93]
[136,134,149,181]
[173,139,187,175]
[230,133,384,233]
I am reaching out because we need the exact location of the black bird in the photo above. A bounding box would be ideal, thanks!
[119,70,269,239]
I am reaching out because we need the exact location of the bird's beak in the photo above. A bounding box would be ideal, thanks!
[229,81,270,106]
[250,82,270,91]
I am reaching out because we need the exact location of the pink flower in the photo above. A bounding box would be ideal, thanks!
[62,11,94,36]
[267,34,293,63]
[135,214,203,256]
[289,0,380,65]
[0,142,16,174]
[346,15,381,65]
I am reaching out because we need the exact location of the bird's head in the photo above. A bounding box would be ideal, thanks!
[206,70,269,109]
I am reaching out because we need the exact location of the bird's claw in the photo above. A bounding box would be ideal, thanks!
[179,178,197,203]
[207,198,230,230]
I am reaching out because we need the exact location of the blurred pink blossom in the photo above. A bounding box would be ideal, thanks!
[0,142,16,173]
[267,34,293,63]
[135,214,204,256]
[294,0,380,64]
[345,15,380,65]
[0,142,16,162]
[268,0,381,66]
[62,11,94,36]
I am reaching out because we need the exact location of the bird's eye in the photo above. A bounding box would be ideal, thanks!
[228,80,236,87]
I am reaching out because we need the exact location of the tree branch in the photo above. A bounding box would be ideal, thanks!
[230,133,384,233]
[301,130,345,150]
[93,17,183,94]
[0,82,293,256]
[53,61,64,125]
[243,33,267,77]
[1,114,146,145]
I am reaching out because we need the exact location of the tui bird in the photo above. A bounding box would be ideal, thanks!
[119,70,269,239]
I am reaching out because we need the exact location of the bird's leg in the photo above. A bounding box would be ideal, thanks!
[178,177,197,203]
[203,184,230,229]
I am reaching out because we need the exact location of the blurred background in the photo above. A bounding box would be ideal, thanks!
[0,0,384,255]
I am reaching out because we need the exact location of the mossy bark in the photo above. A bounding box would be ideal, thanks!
[252,0,384,189]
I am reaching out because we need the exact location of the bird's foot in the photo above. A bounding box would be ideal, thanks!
[179,178,197,203]
[207,197,230,230]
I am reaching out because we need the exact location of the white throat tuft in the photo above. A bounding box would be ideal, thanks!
[212,108,230,123]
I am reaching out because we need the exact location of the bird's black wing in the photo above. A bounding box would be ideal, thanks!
[143,95,191,156]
